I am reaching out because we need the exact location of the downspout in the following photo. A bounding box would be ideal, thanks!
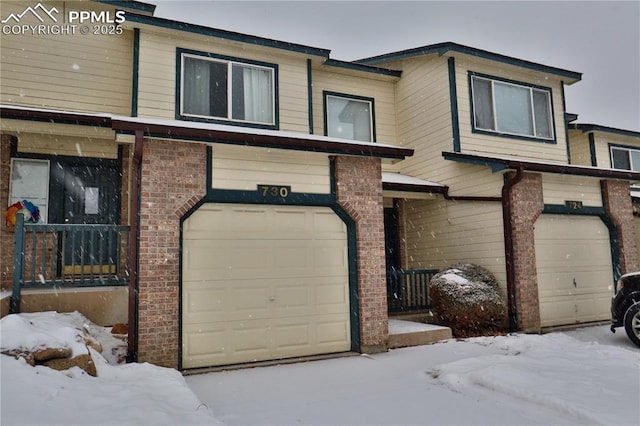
[127,129,143,363]
[502,167,524,331]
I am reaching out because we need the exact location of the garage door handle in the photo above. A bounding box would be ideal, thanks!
[573,278,577,288]
[269,296,276,302]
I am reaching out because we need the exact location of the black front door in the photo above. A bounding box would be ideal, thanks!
[384,206,401,271]
[50,160,121,271]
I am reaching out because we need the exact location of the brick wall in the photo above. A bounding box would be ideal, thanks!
[602,179,638,273]
[1,135,14,292]
[333,155,388,353]
[508,172,544,332]
[136,139,207,367]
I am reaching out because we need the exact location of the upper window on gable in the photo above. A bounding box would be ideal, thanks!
[611,146,640,171]
[325,93,374,142]
[471,74,554,141]
[180,52,276,126]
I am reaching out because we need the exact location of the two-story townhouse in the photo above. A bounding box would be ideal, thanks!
[1,0,412,370]
[359,43,640,332]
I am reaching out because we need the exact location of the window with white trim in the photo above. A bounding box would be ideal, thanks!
[180,52,275,126]
[611,146,640,171]
[9,158,49,223]
[471,75,554,140]
[325,93,374,142]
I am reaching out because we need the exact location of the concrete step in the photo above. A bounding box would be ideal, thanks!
[388,319,452,349]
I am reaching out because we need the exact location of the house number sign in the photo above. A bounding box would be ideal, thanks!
[565,200,583,210]
[258,184,291,199]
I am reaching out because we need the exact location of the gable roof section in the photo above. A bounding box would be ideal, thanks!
[443,151,640,181]
[570,123,640,138]
[356,42,582,83]
[124,12,331,58]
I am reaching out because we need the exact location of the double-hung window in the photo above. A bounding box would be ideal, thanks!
[325,92,374,142]
[471,74,554,141]
[611,146,640,171]
[180,51,276,126]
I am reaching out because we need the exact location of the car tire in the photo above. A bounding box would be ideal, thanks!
[623,302,640,348]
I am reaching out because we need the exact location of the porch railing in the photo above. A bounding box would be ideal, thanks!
[11,213,130,313]
[387,269,439,313]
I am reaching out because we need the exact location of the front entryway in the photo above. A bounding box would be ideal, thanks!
[181,203,351,368]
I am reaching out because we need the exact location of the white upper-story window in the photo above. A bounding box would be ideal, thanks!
[611,146,640,171]
[325,92,375,142]
[180,51,276,126]
[471,74,554,141]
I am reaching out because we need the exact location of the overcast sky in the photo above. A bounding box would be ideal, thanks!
[152,1,639,132]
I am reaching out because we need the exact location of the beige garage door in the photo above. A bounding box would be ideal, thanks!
[182,203,350,368]
[534,215,614,328]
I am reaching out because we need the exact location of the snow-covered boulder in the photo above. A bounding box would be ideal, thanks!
[430,264,507,336]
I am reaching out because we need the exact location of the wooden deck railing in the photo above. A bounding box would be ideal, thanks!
[10,213,130,313]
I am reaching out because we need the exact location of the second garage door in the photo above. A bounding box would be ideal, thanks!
[182,204,351,369]
[534,214,614,328]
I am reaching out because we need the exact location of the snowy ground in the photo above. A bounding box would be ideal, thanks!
[1,312,639,426]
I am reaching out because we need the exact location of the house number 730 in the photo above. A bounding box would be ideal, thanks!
[259,185,290,198]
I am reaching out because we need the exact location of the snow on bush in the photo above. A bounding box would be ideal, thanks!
[430,263,507,336]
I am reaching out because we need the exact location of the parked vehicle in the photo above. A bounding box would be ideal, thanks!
[611,272,640,347]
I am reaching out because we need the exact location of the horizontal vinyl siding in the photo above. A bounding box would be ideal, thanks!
[211,144,331,193]
[16,133,119,159]
[542,174,603,207]
[0,2,132,115]
[455,56,568,163]
[388,57,503,196]
[593,131,640,169]
[567,129,593,166]
[312,68,397,143]
[137,31,309,133]
[402,198,507,291]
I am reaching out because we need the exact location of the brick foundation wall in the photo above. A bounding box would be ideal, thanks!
[602,180,638,273]
[334,156,388,353]
[136,139,207,367]
[1,135,14,292]
[508,172,544,332]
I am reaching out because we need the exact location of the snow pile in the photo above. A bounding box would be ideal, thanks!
[430,332,640,425]
[0,312,219,426]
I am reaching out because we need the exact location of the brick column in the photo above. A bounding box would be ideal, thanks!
[334,156,387,353]
[137,139,207,367]
[602,180,638,273]
[508,172,544,332]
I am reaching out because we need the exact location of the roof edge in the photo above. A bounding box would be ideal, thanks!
[356,42,582,82]
[570,123,640,138]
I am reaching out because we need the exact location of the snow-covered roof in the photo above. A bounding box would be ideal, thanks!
[382,172,446,192]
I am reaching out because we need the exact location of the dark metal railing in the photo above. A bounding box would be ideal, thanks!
[387,269,438,313]
[11,213,130,313]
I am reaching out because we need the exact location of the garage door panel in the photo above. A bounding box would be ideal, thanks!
[535,215,613,328]
[182,204,350,368]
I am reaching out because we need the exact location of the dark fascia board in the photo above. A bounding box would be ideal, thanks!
[570,123,640,138]
[112,119,414,160]
[382,181,447,193]
[125,12,331,58]
[323,59,402,78]
[94,1,156,14]
[356,42,582,82]
[443,151,640,181]
[0,105,112,127]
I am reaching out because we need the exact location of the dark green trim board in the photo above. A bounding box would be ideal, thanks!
[126,12,330,58]
[448,57,461,152]
[131,28,140,117]
[561,82,571,163]
[542,204,606,216]
[175,48,280,130]
[356,42,582,82]
[589,133,598,167]
[323,59,402,78]
[307,59,314,134]
[571,124,640,139]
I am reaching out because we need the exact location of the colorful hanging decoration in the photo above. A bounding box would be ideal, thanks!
[5,200,41,225]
